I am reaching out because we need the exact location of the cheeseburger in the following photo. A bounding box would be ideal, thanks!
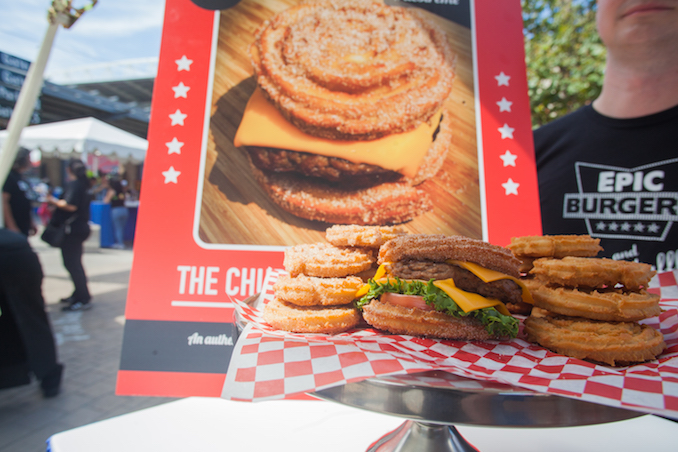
[356,234,533,340]
[233,0,456,225]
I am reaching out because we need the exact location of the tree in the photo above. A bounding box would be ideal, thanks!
[522,0,606,127]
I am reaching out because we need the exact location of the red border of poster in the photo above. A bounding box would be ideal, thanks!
[117,0,541,397]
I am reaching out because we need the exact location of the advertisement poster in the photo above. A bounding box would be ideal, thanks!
[117,0,541,397]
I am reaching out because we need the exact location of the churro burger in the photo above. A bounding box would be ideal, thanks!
[234,0,455,225]
[356,234,533,340]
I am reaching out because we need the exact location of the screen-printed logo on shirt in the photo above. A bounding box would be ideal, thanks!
[562,158,678,241]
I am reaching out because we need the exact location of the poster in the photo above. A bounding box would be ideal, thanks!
[117,0,541,397]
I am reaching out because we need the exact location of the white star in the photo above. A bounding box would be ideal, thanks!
[499,150,517,167]
[501,178,519,196]
[172,82,190,98]
[648,223,661,233]
[169,109,187,126]
[495,72,510,86]
[621,222,632,232]
[498,123,515,139]
[162,166,181,184]
[634,222,645,232]
[608,222,619,231]
[166,137,184,155]
[175,55,193,71]
[496,97,513,112]
[596,221,606,231]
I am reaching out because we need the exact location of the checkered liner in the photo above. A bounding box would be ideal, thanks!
[223,269,678,419]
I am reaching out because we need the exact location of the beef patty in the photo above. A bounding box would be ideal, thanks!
[391,260,524,306]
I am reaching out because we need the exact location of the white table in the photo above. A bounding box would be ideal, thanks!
[48,397,677,452]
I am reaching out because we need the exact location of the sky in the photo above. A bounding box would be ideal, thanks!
[0,0,166,84]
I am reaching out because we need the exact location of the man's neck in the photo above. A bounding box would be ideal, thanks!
[593,57,678,118]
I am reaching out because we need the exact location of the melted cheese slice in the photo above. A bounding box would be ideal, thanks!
[447,260,534,305]
[233,88,440,178]
[433,279,512,316]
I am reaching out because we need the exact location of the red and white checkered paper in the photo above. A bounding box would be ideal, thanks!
[222,269,678,419]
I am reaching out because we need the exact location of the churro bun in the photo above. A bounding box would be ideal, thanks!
[250,0,455,141]
[283,242,376,278]
[325,225,409,248]
[508,235,602,259]
[274,274,364,307]
[523,278,661,323]
[379,234,521,278]
[362,298,496,341]
[263,298,361,334]
[524,307,665,367]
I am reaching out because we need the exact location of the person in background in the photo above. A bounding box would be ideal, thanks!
[0,228,63,397]
[103,175,129,249]
[2,147,37,236]
[534,0,678,271]
[47,159,92,311]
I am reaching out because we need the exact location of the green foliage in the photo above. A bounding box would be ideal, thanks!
[522,0,607,127]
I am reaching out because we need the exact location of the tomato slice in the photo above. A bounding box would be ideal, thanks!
[381,292,435,311]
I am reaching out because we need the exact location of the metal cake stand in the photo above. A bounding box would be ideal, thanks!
[235,295,645,452]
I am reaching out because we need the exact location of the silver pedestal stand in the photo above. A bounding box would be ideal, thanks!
[235,295,645,452]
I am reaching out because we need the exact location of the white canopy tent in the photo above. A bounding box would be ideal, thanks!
[0,117,148,165]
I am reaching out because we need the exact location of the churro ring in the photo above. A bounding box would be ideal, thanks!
[508,235,602,258]
[249,161,433,225]
[524,307,666,366]
[362,298,495,340]
[283,242,375,277]
[379,234,521,278]
[325,225,409,248]
[263,298,361,334]
[522,278,661,322]
[530,257,656,291]
[274,274,363,306]
[250,0,455,141]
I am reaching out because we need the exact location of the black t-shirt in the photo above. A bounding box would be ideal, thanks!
[52,179,91,237]
[2,170,32,236]
[534,103,678,272]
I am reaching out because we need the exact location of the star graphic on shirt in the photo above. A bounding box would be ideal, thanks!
[162,166,181,184]
[496,97,512,112]
[169,109,187,126]
[501,178,519,195]
[498,123,515,139]
[495,72,510,86]
[499,150,517,167]
[166,137,184,155]
[172,82,190,99]
[175,55,193,71]
[648,223,661,233]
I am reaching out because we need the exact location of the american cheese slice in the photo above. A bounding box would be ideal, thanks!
[233,88,440,178]
[433,279,512,316]
[447,260,534,305]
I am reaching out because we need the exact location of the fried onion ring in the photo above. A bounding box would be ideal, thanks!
[283,242,375,277]
[250,0,455,141]
[274,274,363,306]
[263,298,361,334]
[379,234,521,278]
[530,257,656,291]
[524,307,666,366]
[522,278,661,322]
[362,298,496,340]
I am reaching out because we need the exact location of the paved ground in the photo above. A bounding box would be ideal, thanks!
[0,233,177,452]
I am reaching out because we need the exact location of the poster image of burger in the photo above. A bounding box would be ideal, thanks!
[199,0,479,246]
